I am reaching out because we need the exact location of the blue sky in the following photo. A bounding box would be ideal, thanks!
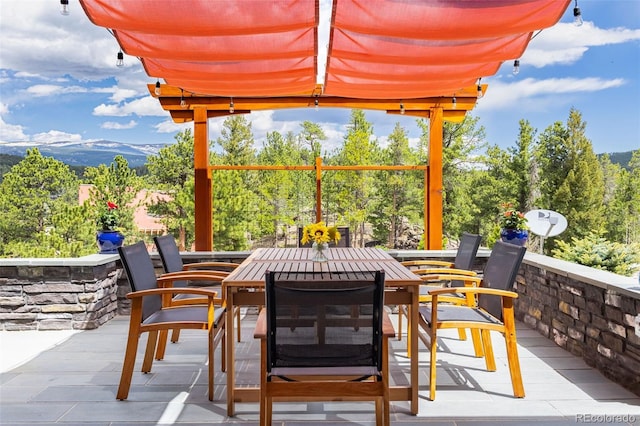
[0,0,639,156]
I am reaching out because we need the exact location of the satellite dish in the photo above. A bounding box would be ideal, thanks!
[524,209,568,253]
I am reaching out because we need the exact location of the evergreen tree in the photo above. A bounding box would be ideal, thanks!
[333,110,378,246]
[537,109,605,249]
[146,129,196,249]
[371,122,421,247]
[0,148,91,257]
[212,116,258,250]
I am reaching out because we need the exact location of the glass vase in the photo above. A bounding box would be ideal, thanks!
[311,242,329,262]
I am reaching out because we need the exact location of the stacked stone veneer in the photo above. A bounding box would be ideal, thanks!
[0,255,121,330]
[515,253,640,396]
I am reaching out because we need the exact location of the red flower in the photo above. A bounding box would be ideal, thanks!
[107,201,118,210]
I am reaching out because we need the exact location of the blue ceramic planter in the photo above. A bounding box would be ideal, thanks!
[500,229,528,246]
[96,230,125,254]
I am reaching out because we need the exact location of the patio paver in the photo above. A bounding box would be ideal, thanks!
[1,311,639,425]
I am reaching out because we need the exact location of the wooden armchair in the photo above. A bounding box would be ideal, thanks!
[254,270,393,426]
[116,241,226,401]
[153,234,241,346]
[399,233,482,351]
[417,241,527,400]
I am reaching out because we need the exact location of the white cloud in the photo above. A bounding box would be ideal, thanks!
[93,96,167,117]
[101,120,137,130]
[523,22,640,68]
[32,130,82,144]
[25,84,88,97]
[154,119,191,134]
[0,116,29,142]
[476,77,626,112]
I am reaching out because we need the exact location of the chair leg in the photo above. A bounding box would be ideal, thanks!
[470,329,484,357]
[236,307,242,342]
[208,329,214,401]
[503,303,524,398]
[429,326,438,401]
[397,305,403,341]
[171,328,181,343]
[155,329,169,360]
[480,329,496,371]
[260,341,267,426]
[221,328,226,373]
[142,330,158,373]
[116,323,142,400]
[457,328,467,340]
[375,397,383,426]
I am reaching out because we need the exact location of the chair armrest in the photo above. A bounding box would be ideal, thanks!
[401,260,454,268]
[413,268,477,276]
[183,262,238,271]
[157,273,227,287]
[159,270,228,282]
[419,274,482,286]
[428,286,518,299]
[126,286,219,299]
[254,308,267,339]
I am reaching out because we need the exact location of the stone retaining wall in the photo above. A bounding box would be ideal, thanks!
[515,253,640,396]
[0,255,121,330]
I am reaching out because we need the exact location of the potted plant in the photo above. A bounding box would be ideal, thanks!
[96,201,125,253]
[300,221,341,262]
[499,202,529,246]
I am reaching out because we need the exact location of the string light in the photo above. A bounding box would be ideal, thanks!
[154,79,161,96]
[180,89,187,109]
[513,59,520,75]
[229,98,234,113]
[477,79,483,99]
[573,0,583,26]
[116,50,124,68]
[314,97,319,111]
[400,102,405,115]
[60,0,69,15]
[452,95,457,109]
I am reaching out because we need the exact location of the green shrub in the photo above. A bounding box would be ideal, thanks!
[552,233,640,276]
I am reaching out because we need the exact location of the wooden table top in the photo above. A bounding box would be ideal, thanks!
[223,247,421,288]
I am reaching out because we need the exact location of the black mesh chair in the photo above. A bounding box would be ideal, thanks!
[399,232,482,344]
[153,234,241,344]
[417,241,527,400]
[116,241,225,401]
[254,270,393,426]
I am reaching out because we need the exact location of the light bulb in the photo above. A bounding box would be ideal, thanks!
[477,84,483,99]
[452,96,457,109]
[229,98,234,113]
[513,59,520,75]
[116,51,124,68]
[400,102,405,115]
[60,0,69,15]
[154,80,161,96]
[180,90,187,109]
[573,4,583,26]
[314,98,319,111]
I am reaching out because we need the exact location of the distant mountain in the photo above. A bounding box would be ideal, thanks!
[0,140,166,167]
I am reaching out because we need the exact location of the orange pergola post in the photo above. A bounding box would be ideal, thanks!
[193,107,213,251]
[315,156,322,223]
[427,107,444,249]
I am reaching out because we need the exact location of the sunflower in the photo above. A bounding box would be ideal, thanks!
[301,221,341,245]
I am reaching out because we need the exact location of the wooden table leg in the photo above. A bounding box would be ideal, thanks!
[410,288,418,415]
[226,289,236,416]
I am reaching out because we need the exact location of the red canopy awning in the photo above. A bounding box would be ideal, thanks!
[80,0,570,99]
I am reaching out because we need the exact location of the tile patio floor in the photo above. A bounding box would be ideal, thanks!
[1,310,639,425]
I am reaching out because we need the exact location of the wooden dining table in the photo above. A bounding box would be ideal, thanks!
[222,247,422,416]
